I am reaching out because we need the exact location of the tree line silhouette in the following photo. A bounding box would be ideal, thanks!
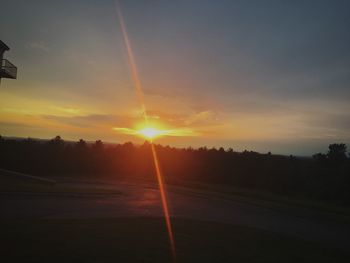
[0,135,349,205]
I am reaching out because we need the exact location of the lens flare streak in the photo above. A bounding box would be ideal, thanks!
[116,1,148,124]
[151,143,177,262]
[116,1,176,261]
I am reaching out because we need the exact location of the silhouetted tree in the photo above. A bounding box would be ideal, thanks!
[49,135,64,147]
[92,140,104,152]
[1,138,350,204]
[76,139,87,150]
[327,143,347,163]
[313,153,327,162]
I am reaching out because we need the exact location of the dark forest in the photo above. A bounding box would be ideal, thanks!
[1,135,349,205]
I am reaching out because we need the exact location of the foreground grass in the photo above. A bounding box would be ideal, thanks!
[1,217,349,263]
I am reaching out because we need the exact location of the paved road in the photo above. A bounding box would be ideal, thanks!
[1,179,350,250]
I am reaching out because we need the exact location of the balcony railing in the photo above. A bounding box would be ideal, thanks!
[0,59,17,79]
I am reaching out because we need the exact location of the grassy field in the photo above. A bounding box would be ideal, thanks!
[1,217,350,263]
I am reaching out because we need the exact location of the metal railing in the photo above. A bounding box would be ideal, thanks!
[0,59,17,79]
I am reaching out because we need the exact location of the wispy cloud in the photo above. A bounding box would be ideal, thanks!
[43,114,120,128]
[0,121,35,129]
[27,41,50,52]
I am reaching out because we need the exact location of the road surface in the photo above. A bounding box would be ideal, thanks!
[1,178,350,250]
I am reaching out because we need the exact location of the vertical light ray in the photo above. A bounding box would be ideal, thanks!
[151,143,177,262]
[116,1,176,261]
[116,1,148,124]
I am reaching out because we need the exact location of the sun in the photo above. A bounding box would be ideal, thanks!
[138,127,165,139]
[113,125,198,139]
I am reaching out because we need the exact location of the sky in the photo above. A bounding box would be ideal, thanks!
[0,0,349,155]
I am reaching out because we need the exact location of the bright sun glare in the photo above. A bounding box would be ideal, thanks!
[138,127,164,139]
[112,125,197,139]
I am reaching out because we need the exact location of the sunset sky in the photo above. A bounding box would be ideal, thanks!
[1,0,349,155]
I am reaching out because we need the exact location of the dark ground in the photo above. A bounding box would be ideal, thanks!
[1,174,350,262]
[2,217,350,263]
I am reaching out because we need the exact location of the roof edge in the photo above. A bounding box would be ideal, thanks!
[0,40,10,51]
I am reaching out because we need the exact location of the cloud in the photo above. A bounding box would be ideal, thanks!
[184,110,218,126]
[27,41,50,52]
[0,121,35,129]
[143,109,223,128]
[306,112,350,137]
[43,114,121,128]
